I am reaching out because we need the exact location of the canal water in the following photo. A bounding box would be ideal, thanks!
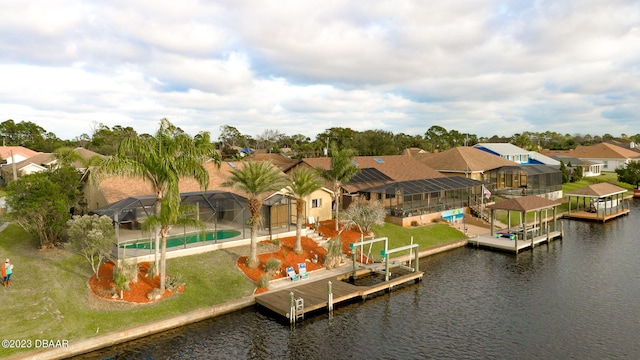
[78,199,640,359]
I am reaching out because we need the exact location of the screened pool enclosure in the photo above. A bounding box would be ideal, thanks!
[91,190,295,260]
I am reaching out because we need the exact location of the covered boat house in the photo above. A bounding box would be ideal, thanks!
[470,195,563,253]
[564,183,630,222]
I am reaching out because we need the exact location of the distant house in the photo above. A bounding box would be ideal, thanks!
[403,147,428,157]
[1,147,105,182]
[549,155,603,178]
[416,146,563,200]
[250,153,300,173]
[605,140,640,154]
[474,143,560,166]
[543,142,640,172]
[415,146,514,182]
[0,146,41,165]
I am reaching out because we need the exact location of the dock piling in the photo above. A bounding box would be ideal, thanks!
[327,281,333,312]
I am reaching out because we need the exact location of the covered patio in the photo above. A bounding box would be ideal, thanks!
[564,183,630,222]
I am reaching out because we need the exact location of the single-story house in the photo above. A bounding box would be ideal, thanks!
[543,142,640,172]
[296,155,486,226]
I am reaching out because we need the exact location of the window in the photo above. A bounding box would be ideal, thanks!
[311,199,322,208]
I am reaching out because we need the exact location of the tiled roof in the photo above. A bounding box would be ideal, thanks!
[416,146,515,172]
[73,147,107,162]
[474,143,529,155]
[13,153,55,169]
[486,195,561,212]
[0,146,40,161]
[303,155,444,181]
[564,182,627,197]
[560,143,640,159]
[605,140,640,153]
[12,147,106,170]
[250,153,300,172]
[550,155,603,166]
[97,160,283,204]
[302,155,445,193]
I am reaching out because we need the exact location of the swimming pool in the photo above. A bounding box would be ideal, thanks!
[120,230,241,249]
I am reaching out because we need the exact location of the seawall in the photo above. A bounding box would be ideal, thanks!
[12,239,468,360]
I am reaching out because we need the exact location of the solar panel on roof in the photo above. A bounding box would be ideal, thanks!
[228,162,237,168]
[348,168,392,183]
[374,157,384,163]
[358,177,485,195]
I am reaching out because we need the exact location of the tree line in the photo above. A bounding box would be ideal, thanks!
[2,119,639,159]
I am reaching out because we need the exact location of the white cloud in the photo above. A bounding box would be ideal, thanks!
[0,0,639,142]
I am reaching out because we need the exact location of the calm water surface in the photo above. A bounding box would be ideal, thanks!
[78,200,640,359]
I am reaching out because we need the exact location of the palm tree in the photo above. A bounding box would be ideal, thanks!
[98,118,219,291]
[52,146,104,170]
[52,147,83,168]
[284,168,323,255]
[225,160,286,268]
[318,144,360,231]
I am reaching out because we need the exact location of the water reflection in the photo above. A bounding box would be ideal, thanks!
[77,200,640,360]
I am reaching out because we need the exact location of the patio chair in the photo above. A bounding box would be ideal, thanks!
[286,266,300,281]
[298,263,309,279]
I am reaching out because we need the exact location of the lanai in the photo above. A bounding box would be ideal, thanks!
[564,183,629,222]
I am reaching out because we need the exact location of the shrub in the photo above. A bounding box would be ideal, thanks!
[257,274,270,289]
[112,271,129,299]
[325,237,343,269]
[146,264,157,279]
[264,257,281,277]
[147,288,164,301]
[165,273,185,291]
[117,259,139,284]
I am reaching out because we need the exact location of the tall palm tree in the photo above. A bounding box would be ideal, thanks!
[226,160,285,268]
[284,168,323,255]
[98,118,219,291]
[318,144,360,231]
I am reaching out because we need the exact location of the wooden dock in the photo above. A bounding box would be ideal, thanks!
[468,230,563,253]
[563,209,630,222]
[256,270,424,322]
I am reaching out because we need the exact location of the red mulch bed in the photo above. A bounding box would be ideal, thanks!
[89,220,368,301]
[238,220,368,294]
[89,261,182,303]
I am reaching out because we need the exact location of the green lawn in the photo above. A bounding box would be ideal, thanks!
[0,224,256,357]
[355,222,467,262]
[1,220,467,357]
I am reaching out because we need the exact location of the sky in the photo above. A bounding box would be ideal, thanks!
[1,1,639,141]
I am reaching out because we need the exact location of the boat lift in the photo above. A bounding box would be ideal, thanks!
[350,237,420,281]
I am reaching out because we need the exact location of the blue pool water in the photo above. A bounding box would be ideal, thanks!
[120,230,241,249]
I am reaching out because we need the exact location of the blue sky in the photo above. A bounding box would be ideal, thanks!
[1,0,639,141]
